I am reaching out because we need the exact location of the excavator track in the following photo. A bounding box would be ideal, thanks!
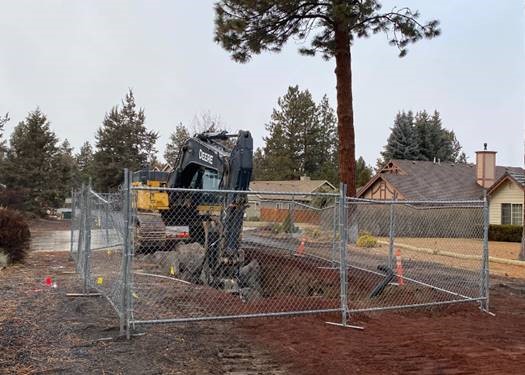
[135,212,166,252]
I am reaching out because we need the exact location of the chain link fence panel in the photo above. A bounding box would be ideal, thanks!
[69,174,489,337]
[346,198,488,313]
[129,187,344,324]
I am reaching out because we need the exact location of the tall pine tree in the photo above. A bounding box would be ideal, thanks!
[2,109,62,213]
[0,113,8,162]
[379,110,466,166]
[214,1,440,196]
[164,123,190,166]
[92,90,158,191]
[76,141,94,183]
[380,111,419,161]
[55,139,78,199]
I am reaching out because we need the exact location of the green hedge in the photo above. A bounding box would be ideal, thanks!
[488,224,522,242]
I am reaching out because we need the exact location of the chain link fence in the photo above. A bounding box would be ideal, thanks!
[346,197,488,314]
[70,170,490,338]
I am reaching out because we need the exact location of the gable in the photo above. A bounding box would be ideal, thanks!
[359,176,404,200]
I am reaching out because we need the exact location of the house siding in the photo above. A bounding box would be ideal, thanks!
[362,178,403,200]
[489,180,524,224]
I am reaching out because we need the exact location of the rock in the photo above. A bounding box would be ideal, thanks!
[0,249,9,269]
[161,242,205,283]
[239,259,262,300]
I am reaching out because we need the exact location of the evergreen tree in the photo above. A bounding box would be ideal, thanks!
[356,157,373,188]
[92,90,158,191]
[76,141,94,183]
[380,111,418,161]
[214,1,440,196]
[164,123,190,166]
[2,109,62,213]
[259,86,323,180]
[315,95,339,183]
[55,139,78,199]
[415,110,463,162]
[0,113,8,161]
[379,110,466,165]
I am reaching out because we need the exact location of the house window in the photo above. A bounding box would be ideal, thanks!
[512,204,522,225]
[501,203,522,225]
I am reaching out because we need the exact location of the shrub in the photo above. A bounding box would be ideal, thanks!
[280,212,298,234]
[356,232,378,248]
[0,208,31,264]
[488,224,522,242]
[0,188,30,212]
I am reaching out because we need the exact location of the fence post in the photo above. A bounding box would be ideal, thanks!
[481,192,490,312]
[70,188,75,259]
[120,169,134,339]
[82,183,92,294]
[76,184,85,271]
[331,196,338,266]
[388,200,396,269]
[339,183,349,325]
[105,196,110,243]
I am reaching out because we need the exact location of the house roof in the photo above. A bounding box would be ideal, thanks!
[358,159,524,201]
[249,179,336,201]
[487,170,525,195]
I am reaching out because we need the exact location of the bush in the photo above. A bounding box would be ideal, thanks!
[356,232,378,248]
[488,224,522,242]
[280,212,298,234]
[0,188,30,212]
[0,208,31,265]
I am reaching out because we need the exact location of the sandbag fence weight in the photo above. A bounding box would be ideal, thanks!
[70,171,490,338]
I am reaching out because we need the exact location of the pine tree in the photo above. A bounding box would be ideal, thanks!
[55,139,78,199]
[92,90,158,191]
[259,86,323,180]
[164,123,190,166]
[2,109,62,213]
[380,111,419,161]
[379,110,466,165]
[315,95,339,183]
[0,113,8,161]
[76,141,94,183]
[214,1,440,196]
[356,156,373,188]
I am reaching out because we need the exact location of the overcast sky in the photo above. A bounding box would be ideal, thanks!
[1,0,523,167]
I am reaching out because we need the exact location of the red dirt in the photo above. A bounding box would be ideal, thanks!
[2,252,525,374]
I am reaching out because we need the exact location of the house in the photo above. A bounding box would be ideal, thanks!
[357,147,524,225]
[487,171,524,225]
[246,176,337,220]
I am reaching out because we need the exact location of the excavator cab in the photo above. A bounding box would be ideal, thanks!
[132,130,253,292]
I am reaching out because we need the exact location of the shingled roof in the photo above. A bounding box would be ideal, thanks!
[358,159,524,201]
[249,179,336,201]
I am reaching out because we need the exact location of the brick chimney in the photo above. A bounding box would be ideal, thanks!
[475,143,496,188]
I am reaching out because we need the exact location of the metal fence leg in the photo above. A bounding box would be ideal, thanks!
[83,184,92,294]
[331,196,338,267]
[339,184,348,326]
[120,169,134,339]
[481,192,490,312]
[326,185,363,330]
[388,201,395,269]
[70,189,75,259]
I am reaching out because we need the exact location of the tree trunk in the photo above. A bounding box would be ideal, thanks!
[334,23,356,197]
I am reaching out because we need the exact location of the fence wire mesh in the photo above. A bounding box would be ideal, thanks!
[130,187,343,324]
[70,174,489,337]
[346,198,487,313]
